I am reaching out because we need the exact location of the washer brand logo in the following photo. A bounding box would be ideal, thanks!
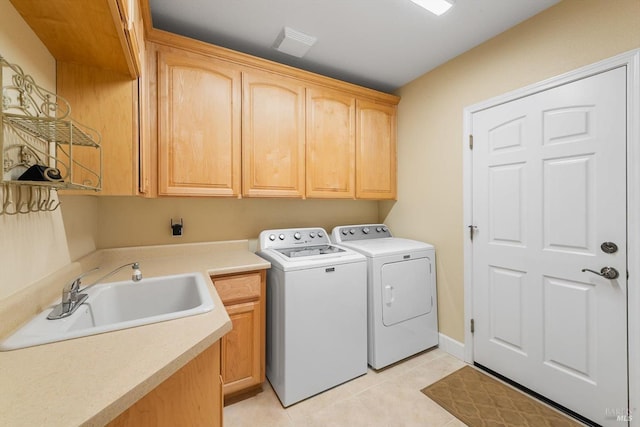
[403,255,410,259]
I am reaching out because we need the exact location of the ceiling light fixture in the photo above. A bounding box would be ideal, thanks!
[273,27,317,58]
[409,0,453,16]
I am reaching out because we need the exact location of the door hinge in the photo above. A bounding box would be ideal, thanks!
[468,225,477,241]
[469,134,473,150]
[470,318,475,334]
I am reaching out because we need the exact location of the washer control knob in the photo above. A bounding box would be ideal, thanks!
[381,227,388,232]
[269,234,276,241]
[376,227,382,232]
[341,229,349,236]
[363,227,370,234]
[294,232,302,240]
[349,228,356,235]
[309,232,316,238]
[317,231,324,238]
[279,234,285,240]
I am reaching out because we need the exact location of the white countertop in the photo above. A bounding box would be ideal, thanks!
[0,240,270,426]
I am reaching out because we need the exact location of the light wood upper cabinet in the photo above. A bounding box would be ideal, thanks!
[10,0,141,79]
[10,4,400,200]
[115,0,145,77]
[356,100,397,200]
[157,50,241,196]
[242,70,305,198]
[57,62,139,196]
[306,88,356,198]
[12,0,147,196]
[144,32,399,200]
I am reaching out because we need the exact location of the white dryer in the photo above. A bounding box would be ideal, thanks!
[331,224,438,369]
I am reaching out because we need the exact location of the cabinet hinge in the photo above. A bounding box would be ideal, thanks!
[470,318,475,334]
[469,134,473,150]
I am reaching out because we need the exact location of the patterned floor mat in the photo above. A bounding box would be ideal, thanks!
[421,366,583,427]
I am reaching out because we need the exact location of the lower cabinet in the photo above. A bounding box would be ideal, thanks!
[212,270,266,400]
[107,340,223,427]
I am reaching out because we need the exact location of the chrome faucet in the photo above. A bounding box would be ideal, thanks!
[47,262,143,320]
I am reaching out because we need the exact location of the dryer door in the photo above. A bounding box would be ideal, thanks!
[381,257,433,326]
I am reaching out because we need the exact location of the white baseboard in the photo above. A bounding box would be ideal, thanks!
[439,333,465,360]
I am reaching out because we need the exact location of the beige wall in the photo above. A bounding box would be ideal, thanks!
[59,195,99,261]
[386,0,640,342]
[0,0,65,300]
[0,1,53,89]
[97,197,378,248]
[0,0,98,301]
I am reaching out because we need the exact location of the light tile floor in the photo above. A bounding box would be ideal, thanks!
[223,348,468,427]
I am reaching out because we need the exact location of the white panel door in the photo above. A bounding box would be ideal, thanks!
[472,67,627,426]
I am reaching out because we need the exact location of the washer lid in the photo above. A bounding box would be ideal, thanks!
[256,247,365,271]
[336,237,434,257]
[275,244,346,258]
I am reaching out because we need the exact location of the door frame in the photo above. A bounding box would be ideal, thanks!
[462,49,640,424]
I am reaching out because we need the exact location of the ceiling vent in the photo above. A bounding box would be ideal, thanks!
[273,26,317,58]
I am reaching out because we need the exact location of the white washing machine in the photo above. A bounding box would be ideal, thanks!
[257,227,367,407]
[331,224,438,369]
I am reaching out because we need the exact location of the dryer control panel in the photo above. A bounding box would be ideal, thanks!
[331,224,393,242]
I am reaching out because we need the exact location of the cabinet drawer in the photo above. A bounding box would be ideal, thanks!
[213,273,261,305]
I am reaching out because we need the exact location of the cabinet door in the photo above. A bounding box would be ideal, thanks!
[114,0,144,77]
[355,100,397,199]
[306,88,356,198]
[242,70,305,197]
[57,61,138,195]
[221,301,262,395]
[9,0,138,78]
[213,271,265,398]
[107,341,222,427]
[158,50,241,196]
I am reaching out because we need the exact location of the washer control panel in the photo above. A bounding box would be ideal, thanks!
[331,224,393,242]
[259,227,330,250]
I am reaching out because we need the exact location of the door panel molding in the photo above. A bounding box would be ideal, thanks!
[463,48,640,426]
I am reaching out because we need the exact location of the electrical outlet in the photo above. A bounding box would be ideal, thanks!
[171,218,183,237]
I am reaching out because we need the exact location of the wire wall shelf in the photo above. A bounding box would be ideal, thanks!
[1,55,102,214]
